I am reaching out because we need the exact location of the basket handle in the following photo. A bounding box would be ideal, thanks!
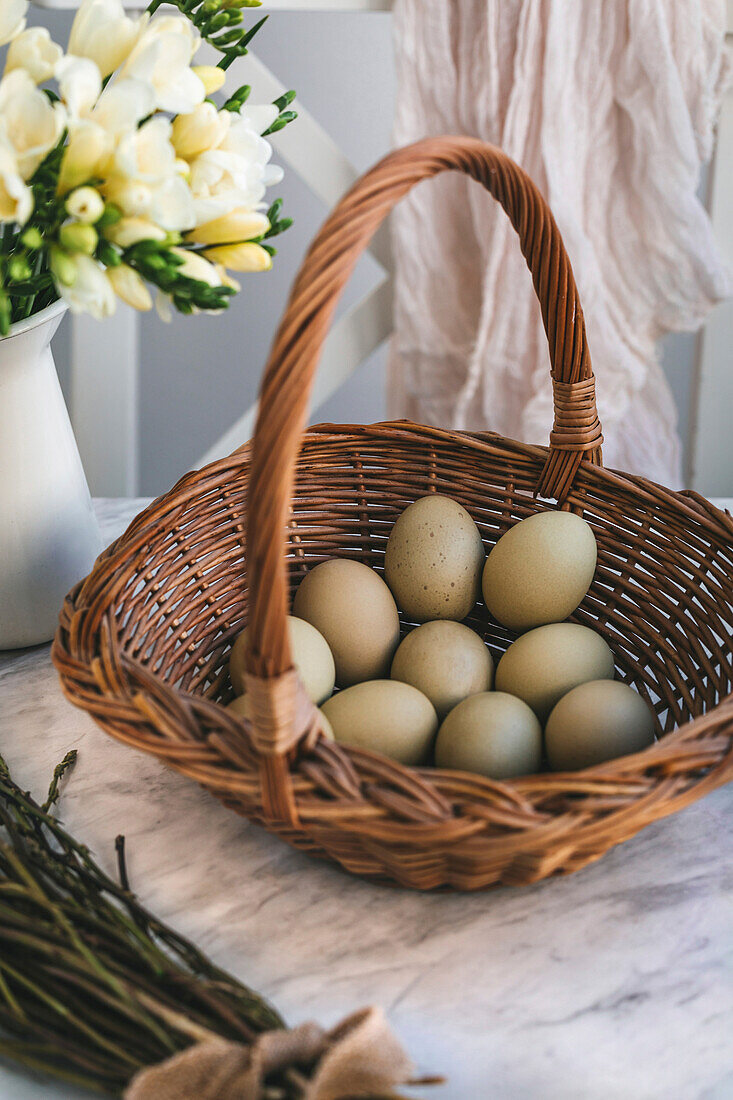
[243,137,603,822]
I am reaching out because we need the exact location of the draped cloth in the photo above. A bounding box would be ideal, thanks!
[389,0,731,486]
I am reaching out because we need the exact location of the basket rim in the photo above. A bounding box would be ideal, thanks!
[94,420,733,575]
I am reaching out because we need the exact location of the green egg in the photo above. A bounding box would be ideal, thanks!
[435,692,542,779]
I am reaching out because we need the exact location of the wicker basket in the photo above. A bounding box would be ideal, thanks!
[53,137,733,890]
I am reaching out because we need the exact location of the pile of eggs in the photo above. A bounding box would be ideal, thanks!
[228,495,656,780]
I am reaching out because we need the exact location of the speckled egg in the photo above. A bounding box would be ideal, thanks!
[391,620,494,719]
[545,679,655,771]
[435,691,542,779]
[293,559,400,687]
[229,614,335,704]
[495,623,614,723]
[482,511,597,632]
[321,680,438,765]
[384,495,486,622]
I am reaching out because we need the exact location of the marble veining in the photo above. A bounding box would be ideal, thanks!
[0,497,731,1099]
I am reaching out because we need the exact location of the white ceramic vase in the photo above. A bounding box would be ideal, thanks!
[0,300,101,649]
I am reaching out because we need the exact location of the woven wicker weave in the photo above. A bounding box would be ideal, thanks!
[53,138,733,890]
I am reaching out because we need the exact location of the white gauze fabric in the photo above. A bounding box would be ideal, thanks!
[389,0,731,486]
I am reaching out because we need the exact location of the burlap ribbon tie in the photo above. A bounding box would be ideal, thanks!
[125,1006,418,1100]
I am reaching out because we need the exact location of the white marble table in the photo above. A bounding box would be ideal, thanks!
[1,498,732,1100]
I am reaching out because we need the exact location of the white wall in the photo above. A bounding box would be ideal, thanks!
[35,6,702,496]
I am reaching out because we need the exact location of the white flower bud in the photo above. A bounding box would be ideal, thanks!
[66,186,105,224]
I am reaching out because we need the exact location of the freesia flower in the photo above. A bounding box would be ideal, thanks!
[56,252,117,319]
[0,136,32,223]
[0,69,65,179]
[55,74,155,194]
[69,0,149,79]
[0,0,27,48]
[188,115,283,225]
[119,15,205,114]
[113,115,178,184]
[107,263,153,311]
[55,55,102,121]
[146,173,195,231]
[90,77,156,136]
[106,116,195,231]
[5,27,63,84]
[202,241,272,272]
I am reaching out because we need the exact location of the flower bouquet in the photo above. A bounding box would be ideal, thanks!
[0,0,294,327]
[0,0,294,650]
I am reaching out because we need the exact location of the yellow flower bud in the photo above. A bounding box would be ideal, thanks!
[59,222,98,255]
[174,158,191,179]
[65,186,105,224]
[186,209,270,246]
[202,242,272,272]
[171,102,228,159]
[104,217,167,248]
[57,122,111,195]
[107,264,153,311]
[191,65,226,96]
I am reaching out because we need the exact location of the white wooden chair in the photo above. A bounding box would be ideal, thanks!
[33,0,733,496]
